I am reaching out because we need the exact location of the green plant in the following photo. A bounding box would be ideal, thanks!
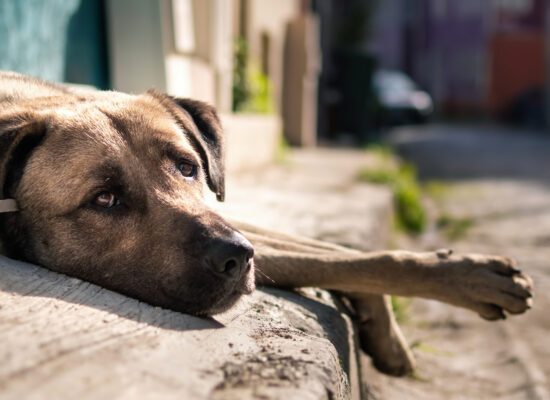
[436,214,475,240]
[391,296,412,324]
[239,63,275,114]
[232,37,250,112]
[275,134,290,164]
[424,181,451,200]
[232,37,274,114]
[358,161,426,233]
[364,143,394,160]
[410,341,455,357]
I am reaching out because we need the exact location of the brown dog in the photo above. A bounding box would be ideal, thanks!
[0,71,534,376]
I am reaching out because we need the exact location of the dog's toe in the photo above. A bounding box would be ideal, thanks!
[477,303,506,321]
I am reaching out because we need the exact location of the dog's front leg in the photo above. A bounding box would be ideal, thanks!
[234,221,416,375]
[235,221,533,375]
[249,244,533,321]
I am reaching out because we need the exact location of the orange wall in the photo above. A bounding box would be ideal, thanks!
[489,33,546,112]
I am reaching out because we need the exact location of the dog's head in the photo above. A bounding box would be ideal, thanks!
[0,89,255,315]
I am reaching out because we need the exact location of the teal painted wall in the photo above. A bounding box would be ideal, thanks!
[65,0,110,89]
[0,0,110,89]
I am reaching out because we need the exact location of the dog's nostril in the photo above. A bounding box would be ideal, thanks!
[224,259,238,275]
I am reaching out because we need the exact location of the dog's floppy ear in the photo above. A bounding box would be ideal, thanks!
[0,113,47,200]
[172,98,225,201]
[146,91,225,201]
[153,93,226,201]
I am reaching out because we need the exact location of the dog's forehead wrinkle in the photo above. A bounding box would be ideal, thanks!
[98,102,196,158]
[44,107,126,156]
[152,183,205,211]
[141,91,204,144]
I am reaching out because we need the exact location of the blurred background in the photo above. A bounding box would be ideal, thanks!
[1,0,548,150]
[1,1,549,397]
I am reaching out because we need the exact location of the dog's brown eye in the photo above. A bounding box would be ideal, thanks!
[93,192,119,208]
[177,160,197,178]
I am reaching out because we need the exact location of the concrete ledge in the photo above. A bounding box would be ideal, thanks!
[221,113,282,175]
[0,255,359,400]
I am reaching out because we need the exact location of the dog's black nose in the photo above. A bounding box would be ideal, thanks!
[206,232,254,278]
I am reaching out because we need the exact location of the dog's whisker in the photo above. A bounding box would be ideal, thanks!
[254,264,276,284]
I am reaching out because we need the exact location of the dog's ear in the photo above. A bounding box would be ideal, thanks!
[0,114,47,199]
[172,98,225,201]
[146,91,225,201]
[160,95,226,202]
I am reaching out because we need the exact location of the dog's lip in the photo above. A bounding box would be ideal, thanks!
[236,283,255,295]
[159,260,255,315]
[235,261,256,295]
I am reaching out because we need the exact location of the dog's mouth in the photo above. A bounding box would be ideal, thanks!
[160,258,256,316]
[208,259,256,313]
[204,260,256,315]
[235,258,255,294]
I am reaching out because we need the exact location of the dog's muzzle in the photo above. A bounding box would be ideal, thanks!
[0,199,18,213]
[204,231,254,282]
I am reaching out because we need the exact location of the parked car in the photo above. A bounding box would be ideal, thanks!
[372,69,433,126]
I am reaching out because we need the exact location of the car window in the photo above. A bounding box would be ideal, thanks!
[374,71,417,93]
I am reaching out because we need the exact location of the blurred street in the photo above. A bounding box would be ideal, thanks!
[364,124,550,400]
[387,124,550,182]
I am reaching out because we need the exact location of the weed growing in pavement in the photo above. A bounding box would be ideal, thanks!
[436,214,475,240]
[232,36,275,114]
[410,341,455,357]
[275,134,290,165]
[358,155,426,233]
[363,143,394,160]
[391,296,413,324]
[424,181,453,204]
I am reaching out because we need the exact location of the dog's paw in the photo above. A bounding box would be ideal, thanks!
[440,254,534,320]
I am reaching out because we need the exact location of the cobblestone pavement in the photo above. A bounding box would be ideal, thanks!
[363,125,550,400]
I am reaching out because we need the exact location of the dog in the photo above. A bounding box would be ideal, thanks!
[0,71,534,376]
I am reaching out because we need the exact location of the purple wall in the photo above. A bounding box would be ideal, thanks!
[410,0,490,110]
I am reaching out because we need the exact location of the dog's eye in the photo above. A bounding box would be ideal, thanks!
[93,192,119,208]
[177,160,197,178]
